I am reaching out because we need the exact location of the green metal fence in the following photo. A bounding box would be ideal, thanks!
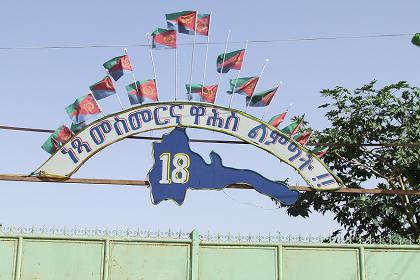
[1,226,420,280]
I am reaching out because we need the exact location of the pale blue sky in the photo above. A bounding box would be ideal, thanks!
[0,0,419,235]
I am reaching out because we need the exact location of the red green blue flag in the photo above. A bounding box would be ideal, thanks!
[217,49,245,73]
[166,11,197,35]
[66,94,102,124]
[103,55,132,81]
[186,84,218,103]
[312,146,329,158]
[293,131,313,145]
[151,28,176,49]
[41,125,73,154]
[246,87,277,107]
[89,76,116,100]
[196,14,210,36]
[281,117,304,136]
[228,77,259,97]
[126,79,158,104]
[268,112,287,128]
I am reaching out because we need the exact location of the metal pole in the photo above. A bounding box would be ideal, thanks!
[201,12,212,98]
[124,48,140,105]
[175,46,178,100]
[146,33,159,100]
[245,58,269,113]
[214,29,231,104]
[229,40,249,108]
[188,11,199,100]
[89,92,106,117]
[261,82,282,119]
[104,69,125,109]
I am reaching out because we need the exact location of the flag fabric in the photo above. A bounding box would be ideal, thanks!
[216,49,245,73]
[293,131,313,145]
[268,112,287,128]
[411,33,420,47]
[66,94,102,124]
[196,14,210,36]
[103,55,132,81]
[70,122,86,133]
[41,125,73,154]
[89,76,116,100]
[228,77,259,96]
[281,117,304,136]
[166,11,197,34]
[186,84,218,103]
[312,146,329,158]
[151,28,176,49]
[246,87,278,107]
[126,79,158,105]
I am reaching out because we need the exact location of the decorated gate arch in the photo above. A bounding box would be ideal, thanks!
[35,102,342,196]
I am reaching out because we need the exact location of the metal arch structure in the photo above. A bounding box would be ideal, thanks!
[34,101,343,191]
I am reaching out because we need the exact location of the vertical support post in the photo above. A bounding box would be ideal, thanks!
[277,245,283,280]
[358,246,366,280]
[14,237,23,280]
[103,239,110,280]
[190,229,200,280]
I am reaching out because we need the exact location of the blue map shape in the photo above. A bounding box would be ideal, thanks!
[147,127,299,205]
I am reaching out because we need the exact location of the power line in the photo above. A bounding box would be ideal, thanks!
[0,33,412,51]
[0,174,419,196]
[1,124,419,147]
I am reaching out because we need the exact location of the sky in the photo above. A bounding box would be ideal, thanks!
[0,0,419,236]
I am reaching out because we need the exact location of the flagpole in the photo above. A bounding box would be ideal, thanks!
[103,68,124,110]
[89,92,106,117]
[175,44,178,101]
[215,29,231,104]
[201,12,212,98]
[123,48,141,105]
[146,33,159,100]
[228,40,249,108]
[245,58,269,113]
[261,81,282,119]
[188,11,199,100]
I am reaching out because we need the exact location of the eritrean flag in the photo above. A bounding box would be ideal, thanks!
[186,84,217,103]
[281,117,304,136]
[293,131,313,145]
[268,112,287,128]
[312,146,329,158]
[246,87,277,107]
[228,77,259,96]
[65,94,102,124]
[103,55,132,81]
[89,76,116,100]
[217,49,245,73]
[151,28,176,49]
[196,14,210,36]
[41,125,73,154]
[126,79,158,105]
[166,11,197,35]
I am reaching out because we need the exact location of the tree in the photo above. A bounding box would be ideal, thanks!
[280,81,420,242]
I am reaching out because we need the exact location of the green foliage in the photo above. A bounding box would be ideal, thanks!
[280,81,420,241]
